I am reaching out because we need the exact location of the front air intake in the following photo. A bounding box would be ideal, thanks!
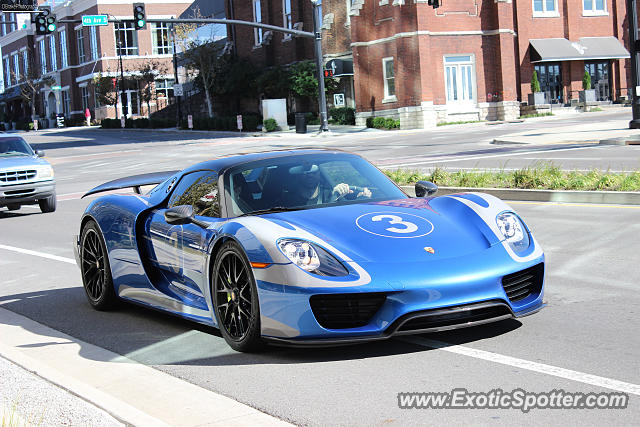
[310,293,386,329]
[502,263,544,303]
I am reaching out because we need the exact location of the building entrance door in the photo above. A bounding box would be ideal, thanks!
[585,61,611,101]
[534,63,563,104]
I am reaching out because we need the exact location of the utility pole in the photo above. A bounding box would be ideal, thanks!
[311,1,329,132]
[118,36,128,121]
[171,19,182,128]
[628,0,640,128]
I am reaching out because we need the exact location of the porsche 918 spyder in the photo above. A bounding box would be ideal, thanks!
[74,150,545,351]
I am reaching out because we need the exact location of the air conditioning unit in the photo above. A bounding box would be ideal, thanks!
[261,30,273,46]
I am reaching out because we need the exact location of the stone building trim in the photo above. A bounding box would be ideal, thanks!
[351,29,517,47]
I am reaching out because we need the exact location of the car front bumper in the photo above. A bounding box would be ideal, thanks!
[0,180,55,207]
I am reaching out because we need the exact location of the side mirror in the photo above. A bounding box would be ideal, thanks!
[415,181,438,198]
[35,149,45,157]
[165,205,194,225]
[165,205,209,228]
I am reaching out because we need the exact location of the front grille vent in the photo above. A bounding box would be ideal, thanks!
[0,170,37,183]
[397,302,512,332]
[310,293,386,329]
[501,263,544,303]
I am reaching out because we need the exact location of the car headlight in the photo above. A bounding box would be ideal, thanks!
[36,165,54,179]
[496,212,530,253]
[278,239,348,276]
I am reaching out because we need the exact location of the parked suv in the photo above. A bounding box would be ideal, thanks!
[0,134,56,213]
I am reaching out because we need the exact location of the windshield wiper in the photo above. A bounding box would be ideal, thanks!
[0,151,30,157]
[239,206,304,217]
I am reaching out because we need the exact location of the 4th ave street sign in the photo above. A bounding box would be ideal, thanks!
[82,15,108,26]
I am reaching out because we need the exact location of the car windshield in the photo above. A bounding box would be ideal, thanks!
[0,137,34,157]
[225,153,407,216]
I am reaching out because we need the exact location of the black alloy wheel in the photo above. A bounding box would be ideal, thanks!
[213,241,262,352]
[80,221,117,310]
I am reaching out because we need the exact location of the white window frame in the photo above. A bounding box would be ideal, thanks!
[382,57,396,102]
[583,0,608,16]
[81,86,90,112]
[155,78,175,99]
[90,26,98,60]
[49,34,57,71]
[22,50,28,76]
[253,0,263,46]
[60,29,68,68]
[62,90,70,116]
[39,39,47,74]
[12,53,19,82]
[151,22,173,55]
[443,54,477,108]
[76,28,86,64]
[114,22,139,56]
[4,57,10,88]
[283,0,293,30]
[532,0,559,17]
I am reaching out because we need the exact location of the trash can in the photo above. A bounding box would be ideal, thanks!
[295,112,307,134]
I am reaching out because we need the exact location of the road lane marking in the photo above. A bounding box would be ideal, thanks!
[400,336,640,396]
[383,146,599,168]
[0,244,76,265]
[509,201,640,209]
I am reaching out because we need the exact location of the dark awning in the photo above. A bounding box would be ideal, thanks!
[0,86,22,103]
[530,37,630,63]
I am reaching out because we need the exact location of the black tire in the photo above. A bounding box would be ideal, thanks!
[38,194,56,213]
[7,204,20,211]
[212,241,263,352]
[80,220,118,310]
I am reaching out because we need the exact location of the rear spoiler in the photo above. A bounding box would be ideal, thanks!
[82,170,179,198]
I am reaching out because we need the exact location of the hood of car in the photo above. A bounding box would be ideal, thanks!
[0,155,50,171]
[265,197,497,264]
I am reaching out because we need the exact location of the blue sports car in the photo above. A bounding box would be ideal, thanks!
[75,150,545,351]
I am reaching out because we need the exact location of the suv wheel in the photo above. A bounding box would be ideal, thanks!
[39,194,56,213]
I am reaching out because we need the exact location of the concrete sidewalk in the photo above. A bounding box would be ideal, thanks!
[0,307,291,426]
[492,109,640,145]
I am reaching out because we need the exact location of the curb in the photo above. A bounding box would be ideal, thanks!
[0,308,291,427]
[400,185,640,205]
[599,137,640,145]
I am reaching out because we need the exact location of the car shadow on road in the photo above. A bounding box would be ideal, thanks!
[0,210,39,218]
[0,287,522,367]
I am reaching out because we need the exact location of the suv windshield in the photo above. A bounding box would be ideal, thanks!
[225,153,407,216]
[0,137,34,157]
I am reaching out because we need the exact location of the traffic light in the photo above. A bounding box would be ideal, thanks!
[133,3,146,30]
[34,7,56,35]
[324,69,333,78]
[428,0,441,8]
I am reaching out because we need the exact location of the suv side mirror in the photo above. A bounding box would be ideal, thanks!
[165,205,209,228]
[35,149,45,157]
[415,181,438,197]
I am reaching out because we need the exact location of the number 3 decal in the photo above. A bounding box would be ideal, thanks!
[371,214,418,234]
[356,211,434,238]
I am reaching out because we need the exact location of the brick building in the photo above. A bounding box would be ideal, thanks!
[0,0,194,128]
[225,0,356,111]
[351,0,631,128]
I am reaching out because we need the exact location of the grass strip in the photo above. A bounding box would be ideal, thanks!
[384,163,640,191]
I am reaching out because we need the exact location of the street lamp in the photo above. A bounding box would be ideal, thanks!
[627,0,640,128]
[310,0,329,132]
[170,19,182,128]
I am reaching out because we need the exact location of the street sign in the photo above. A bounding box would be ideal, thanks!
[51,85,61,90]
[56,114,65,128]
[333,93,345,107]
[237,114,243,131]
[173,84,183,97]
[187,115,193,129]
[82,15,108,26]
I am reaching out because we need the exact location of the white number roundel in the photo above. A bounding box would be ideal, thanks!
[356,212,434,238]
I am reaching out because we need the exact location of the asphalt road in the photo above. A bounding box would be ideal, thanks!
[1,115,639,425]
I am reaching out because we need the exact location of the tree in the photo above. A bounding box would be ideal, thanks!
[289,60,339,102]
[257,66,290,99]
[135,60,168,116]
[93,72,119,116]
[582,70,592,90]
[13,52,54,122]
[182,40,226,118]
[531,70,541,94]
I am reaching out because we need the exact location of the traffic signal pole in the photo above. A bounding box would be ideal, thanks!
[312,2,329,132]
[627,0,640,128]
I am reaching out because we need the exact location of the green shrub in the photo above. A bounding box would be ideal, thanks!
[582,70,592,90]
[384,118,399,129]
[531,70,541,93]
[329,107,355,125]
[150,118,176,128]
[133,118,150,128]
[372,117,386,128]
[101,118,121,128]
[366,117,374,128]
[263,118,278,132]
